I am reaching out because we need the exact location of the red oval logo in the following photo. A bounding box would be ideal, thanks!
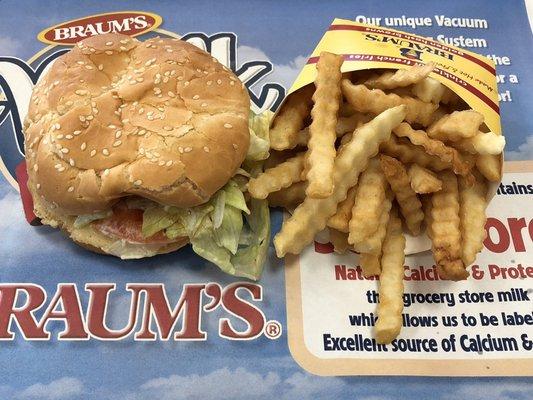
[37,11,163,45]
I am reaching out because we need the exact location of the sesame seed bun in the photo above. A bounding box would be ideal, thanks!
[23,32,250,257]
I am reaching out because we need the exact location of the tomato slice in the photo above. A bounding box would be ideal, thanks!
[92,202,174,244]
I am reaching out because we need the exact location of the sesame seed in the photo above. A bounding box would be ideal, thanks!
[183,81,189,86]
[105,50,113,55]
[75,90,87,96]
[163,126,173,131]
[115,131,122,138]
[106,41,113,46]
[80,142,87,151]
[33,164,38,171]
[192,95,200,100]
[85,65,93,70]
[98,64,104,70]
[90,150,96,157]
[177,76,183,81]
[232,143,238,149]
[54,123,61,130]
[65,135,73,140]
[138,129,146,136]
[79,115,86,122]
[61,148,69,154]
[56,134,64,140]
[103,169,110,176]
[217,79,222,85]
[139,148,145,155]
[203,146,210,152]
[102,148,109,156]
[206,80,212,86]
[76,61,85,65]
[138,108,144,114]
[178,147,184,153]
[86,115,93,121]
[165,160,173,166]
[36,184,41,189]
[58,166,65,172]
[136,77,144,82]
[201,102,207,107]
[68,186,74,192]
[120,39,128,44]
[230,81,235,86]
[73,130,81,136]
[122,119,130,124]
[184,147,192,153]
[119,46,127,51]
[158,160,165,166]
[167,91,175,97]
[69,159,75,166]
[113,140,122,147]
[163,77,169,83]
[133,180,142,186]
[224,123,233,129]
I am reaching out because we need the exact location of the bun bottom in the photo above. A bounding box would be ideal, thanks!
[31,187,188,259]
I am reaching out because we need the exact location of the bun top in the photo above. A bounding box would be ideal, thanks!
[24,33,250,215]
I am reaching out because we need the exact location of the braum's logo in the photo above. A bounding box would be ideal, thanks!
[37,11,162,45]
[399,48,423,61]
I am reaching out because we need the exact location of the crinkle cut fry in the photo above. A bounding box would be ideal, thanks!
[327,184,358,233]
[295,113,372,148]
[360,253,381,277]
[267,181,307,209]
[459,174,487,266]
[269,85,314,150]
[453,131,505,155]
[476,154,502,182]
[430,171,468,281]
[341,79,438,126]
[375,207,406,344]
[351,189,393,255]
[393,122,473,179]
[329,228,351,254]
[305,52,344,198]
[427,110,484,142]
[365,62,435,90]
[248,153,305,199]
[407,164,442,194]
[347,158,388,242]
[379,155,424,236]
[380,135,448,172]
[273,105,407,257]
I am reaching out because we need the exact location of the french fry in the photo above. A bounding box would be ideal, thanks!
[459,175,488,266]
[329,228,351,254]
[365,62,435,90]
[351,190,393,255]
[248,153,305,199]
[267,181,307,208]
[327,185,358,233]
[428,110,484,142]
[393,122,473,179]
[274,105,407,257]
[375,208,406,344]
[264,149,299,170]
[430,171,468,281]
[341,80,438,126]
[421,194,433,239]
[348,159,388,243]
[269,85,314,150]
[360,253,381,277]
[407,164,442,194]
[412,77,460,105]
[295,113,372,148]
[476,154,502,182]
[304,52,344,198]
[453,132,505,155]
[380,135,448,171]
[380,155,424,235]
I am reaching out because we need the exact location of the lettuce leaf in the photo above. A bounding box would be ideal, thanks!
[213,205,243,255]
[142,207,179,238]
[246,111,272,162]
[73,211,112,228]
